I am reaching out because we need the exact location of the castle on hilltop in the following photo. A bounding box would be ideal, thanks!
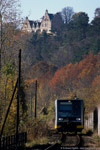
[22,10,54,33]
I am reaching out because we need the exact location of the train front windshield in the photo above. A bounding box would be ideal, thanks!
[60,103,72,111]
[58,101,81,118]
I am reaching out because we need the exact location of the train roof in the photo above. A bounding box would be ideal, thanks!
[55,99,84,102]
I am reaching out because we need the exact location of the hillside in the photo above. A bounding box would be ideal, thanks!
[20,10,100,113]
[26,61,57,80]
[22,12,100,69]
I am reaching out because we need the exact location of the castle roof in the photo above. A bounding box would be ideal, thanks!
[29,20,34,28]
[48,13,54,20]
[27,10,54,28]
[38,22,41,27]
[29,20,41,28]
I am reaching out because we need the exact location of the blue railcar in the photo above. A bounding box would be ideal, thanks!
[55,99,84,132]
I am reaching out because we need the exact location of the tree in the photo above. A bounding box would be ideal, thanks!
[52,12,64,33]
[0,0,21,74]
[0,63,17,135]
[71,12,89,40]
[0,0,21,100]
[91,17,100,36]
[61,7,74,24]
[49,52,100,111]
[94,8,100,18]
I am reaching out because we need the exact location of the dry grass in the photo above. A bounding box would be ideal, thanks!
[26,118,49,146]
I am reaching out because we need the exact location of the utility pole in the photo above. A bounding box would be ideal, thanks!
[31,93,33,119]
[0,13,2,101]
[34,80,37,119]
[16,49,21,147]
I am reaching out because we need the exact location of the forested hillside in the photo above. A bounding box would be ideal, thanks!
[21,8,100,113]
[22,9,100,68]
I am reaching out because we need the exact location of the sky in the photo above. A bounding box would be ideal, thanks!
[20,0,100,22]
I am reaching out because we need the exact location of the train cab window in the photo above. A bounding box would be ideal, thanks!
[60,104,72,111]
[57,101,82,118]
[58,102,72,117]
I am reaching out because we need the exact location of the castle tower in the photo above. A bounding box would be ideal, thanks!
[45,10,48,15]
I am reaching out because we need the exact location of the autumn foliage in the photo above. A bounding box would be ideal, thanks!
[25,52,100,114]
[49,52,100,112]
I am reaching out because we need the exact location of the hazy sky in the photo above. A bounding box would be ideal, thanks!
[20,0,100,22]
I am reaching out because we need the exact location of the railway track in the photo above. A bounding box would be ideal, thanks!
[25,131,98,150]
[25,135,82,150]
[44,143,60,150]
[48,130,82,146]
[60,133,81,146]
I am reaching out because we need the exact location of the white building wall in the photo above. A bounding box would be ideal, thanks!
[84,112,94,131]
[98,105,100,136]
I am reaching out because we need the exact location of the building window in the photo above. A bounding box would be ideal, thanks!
[24,23,27,28]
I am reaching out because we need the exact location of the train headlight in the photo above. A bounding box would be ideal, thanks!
[59,118,63,121]
[76,118,81,121]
